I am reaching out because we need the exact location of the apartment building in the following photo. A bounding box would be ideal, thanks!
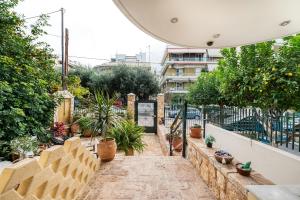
[94,52,151,72]
[160,47,221,101]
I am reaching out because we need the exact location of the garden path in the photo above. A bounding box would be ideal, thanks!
[77,134,215,200]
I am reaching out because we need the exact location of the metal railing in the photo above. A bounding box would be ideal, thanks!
[164,104,203,133]
[167,57,219,62]
[206,105,300,154]
[112,106,127,116]
[168,102,188,157]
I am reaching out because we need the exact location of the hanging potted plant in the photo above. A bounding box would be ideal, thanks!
[91,92,120,162]
[110,120,145,156]
[172,129,183,152]
[190,124,202,138]
[205,135,215,148]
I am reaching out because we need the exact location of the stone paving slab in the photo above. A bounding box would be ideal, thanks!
[77,156,215,200]
[139,134,164,156]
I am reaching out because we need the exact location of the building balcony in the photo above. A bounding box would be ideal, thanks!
[160,75,197,86]
[165,57,219,64]
[165,87,189,94]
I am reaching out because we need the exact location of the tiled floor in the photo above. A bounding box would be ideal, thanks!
[77,134,215,200]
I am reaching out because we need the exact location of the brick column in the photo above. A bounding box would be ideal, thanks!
[127,93,136,121]
[157,93,165,126]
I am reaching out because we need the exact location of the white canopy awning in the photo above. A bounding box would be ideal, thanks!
[113,0,300,48]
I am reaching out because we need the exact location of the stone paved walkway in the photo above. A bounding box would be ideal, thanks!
[139,133,164,156]
[77,134,215,200]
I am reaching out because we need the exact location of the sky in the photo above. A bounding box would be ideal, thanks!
[16,0,167,70]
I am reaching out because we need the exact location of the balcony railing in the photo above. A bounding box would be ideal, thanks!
[167,57,219,62]
[160,75,197,85]
[165,88,188,94]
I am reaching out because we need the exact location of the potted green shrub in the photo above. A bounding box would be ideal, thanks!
[70,111,82,135]
[205,135,215,148]
[236,161,252,176]
[91,92,120,162]
[10,136,38,161]
[190,124,202,138]
[76,116,94,137]
[172,129,183,152]
[110,120,145,156]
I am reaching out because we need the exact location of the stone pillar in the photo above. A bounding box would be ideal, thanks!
[157,93,165,127]
[127,93,136,121]
[54,90,74,125]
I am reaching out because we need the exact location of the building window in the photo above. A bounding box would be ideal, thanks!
[176,82,183,90]
[195,68,201,76]
[176,68,183,76]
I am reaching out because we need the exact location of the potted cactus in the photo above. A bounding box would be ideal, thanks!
[190,124,202,138]
[236,161,252,176]
[205,135,215,148]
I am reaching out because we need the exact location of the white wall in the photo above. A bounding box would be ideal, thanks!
[206,124,300,184]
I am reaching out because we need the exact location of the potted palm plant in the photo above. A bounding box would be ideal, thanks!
[91,92,120,162]
[110,120,145,156]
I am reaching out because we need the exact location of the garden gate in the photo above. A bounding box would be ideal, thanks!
[135,100,157,133]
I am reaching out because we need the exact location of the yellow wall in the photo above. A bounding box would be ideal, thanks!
[184,68,195,76]
[57,98,72,124]
[0,137,99,200]
[184,82,193,89]
[165,67,197,76]
[165,68,176,76]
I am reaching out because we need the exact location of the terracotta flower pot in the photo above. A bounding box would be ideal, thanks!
[97,138,117,162]
[214,151,234,164]
[71,123,80,134]
[190,127,202,138]
[125,148,134,156]
[172,137,183,152]
[83,129,92,137]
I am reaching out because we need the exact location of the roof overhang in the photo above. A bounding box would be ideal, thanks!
[113,0,300,48]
